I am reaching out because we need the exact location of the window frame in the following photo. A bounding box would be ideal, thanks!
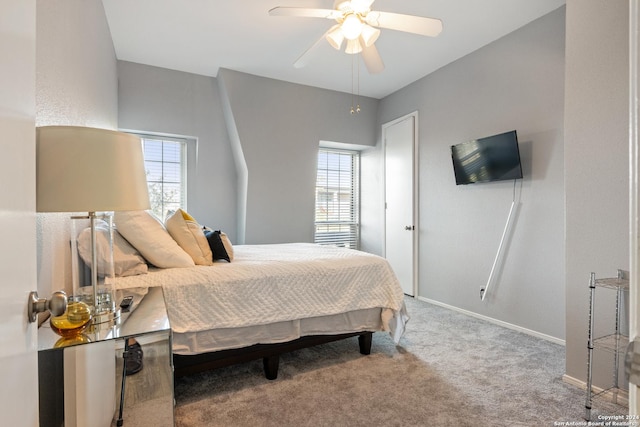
[314,147,361,249]
[128,132,190,220]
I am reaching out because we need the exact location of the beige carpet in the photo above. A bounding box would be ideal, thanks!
[174,297,623,427]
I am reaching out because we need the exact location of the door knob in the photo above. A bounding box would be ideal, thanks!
[28,290,67,323]
[405,226,414,230]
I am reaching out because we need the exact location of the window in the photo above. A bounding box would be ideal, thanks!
[137,135,188,220]
[315,148,360,249]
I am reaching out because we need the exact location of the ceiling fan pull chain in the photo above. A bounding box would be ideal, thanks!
[350,53,361,115]
[350,54,356,114]
[356,52,361,113]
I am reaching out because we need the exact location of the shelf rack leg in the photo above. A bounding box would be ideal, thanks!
[612,269,624,405]
[585,272,596,421]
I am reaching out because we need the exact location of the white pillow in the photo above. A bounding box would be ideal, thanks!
[113,210,195,268]
[77,220,148,277]
[165,209,213,266]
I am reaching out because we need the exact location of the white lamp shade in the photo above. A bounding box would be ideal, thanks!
[326,25,345,50]
[360,24,380,47]
[345,38,363,54]
[36,126,150,213]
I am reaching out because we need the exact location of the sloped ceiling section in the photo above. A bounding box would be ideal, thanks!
[216,70,248,243]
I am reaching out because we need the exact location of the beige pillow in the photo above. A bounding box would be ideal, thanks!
[113,210,195,268]
[220,232,234,261]
[77,220,148,277]
[165,209,213,266]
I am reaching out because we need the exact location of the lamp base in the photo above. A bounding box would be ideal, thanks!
[70,212,120,327]
[70,292,120,326]
[91,307,121,326]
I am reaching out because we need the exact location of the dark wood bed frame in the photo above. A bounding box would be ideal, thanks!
[173,331,374,380]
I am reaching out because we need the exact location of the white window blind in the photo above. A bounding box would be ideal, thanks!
[138,135,187,220]
[315,148,360,249]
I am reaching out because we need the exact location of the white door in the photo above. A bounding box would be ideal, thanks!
[384,113,417,296]
[630,0,640,415]
[0,1,39,425]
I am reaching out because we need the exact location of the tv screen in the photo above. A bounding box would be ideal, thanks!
[451,130,523,185]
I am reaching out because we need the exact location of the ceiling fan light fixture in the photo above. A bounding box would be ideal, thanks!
[349,0,373,14]
[270,1,441,75]
[326,25,345,50]
[334,0,351,12]
[360,24,380,47]
[345,38,362,54]
[341,13,364,40]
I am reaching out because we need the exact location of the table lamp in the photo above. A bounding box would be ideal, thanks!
[36,126,150,325]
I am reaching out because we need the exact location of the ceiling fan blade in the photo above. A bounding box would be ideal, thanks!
[351,0,376,10]
[366,11,443,37]
[293,30,332,69]
[268,7,339,19]
[361,43,384,74]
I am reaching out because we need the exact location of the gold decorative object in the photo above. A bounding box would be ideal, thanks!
[49,301,92,338]
[54,334,92,349]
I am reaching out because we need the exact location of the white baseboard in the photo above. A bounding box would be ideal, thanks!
[563,374,629,407]
[416,296,565,346]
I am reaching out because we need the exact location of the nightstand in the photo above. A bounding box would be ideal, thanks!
[38,287,174,427]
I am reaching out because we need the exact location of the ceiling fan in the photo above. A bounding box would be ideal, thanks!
[269,0,443,74]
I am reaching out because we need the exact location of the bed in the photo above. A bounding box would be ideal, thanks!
[114,242,408,379]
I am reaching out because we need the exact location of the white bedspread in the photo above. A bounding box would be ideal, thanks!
[115,243,408,342]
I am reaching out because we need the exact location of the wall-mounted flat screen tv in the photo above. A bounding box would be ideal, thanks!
[451,130,523,185]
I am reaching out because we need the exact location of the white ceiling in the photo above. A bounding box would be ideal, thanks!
[102,0,565,99]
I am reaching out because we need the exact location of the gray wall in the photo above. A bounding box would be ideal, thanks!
[370,8,567,340]
[36,0,119,297]
[117,61,238,240]
[564,0,629,385]
[216,68,378,244]
[117,65,379,245]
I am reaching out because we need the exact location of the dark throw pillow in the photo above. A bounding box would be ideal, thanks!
[204,229,233,262]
